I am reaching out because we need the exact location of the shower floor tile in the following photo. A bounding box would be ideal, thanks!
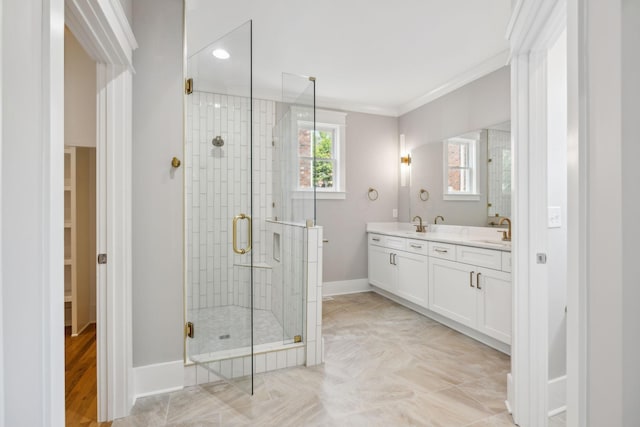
[187,305,285,358]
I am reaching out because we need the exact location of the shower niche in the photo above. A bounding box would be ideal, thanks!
[184,20,323,394]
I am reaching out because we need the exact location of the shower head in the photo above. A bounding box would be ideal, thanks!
[212,136,224,147]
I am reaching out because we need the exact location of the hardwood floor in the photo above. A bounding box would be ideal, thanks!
[65,324,111,427]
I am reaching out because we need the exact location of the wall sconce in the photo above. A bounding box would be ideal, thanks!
[400,134,411,187]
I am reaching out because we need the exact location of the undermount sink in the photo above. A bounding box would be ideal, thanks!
[470,239,511,247]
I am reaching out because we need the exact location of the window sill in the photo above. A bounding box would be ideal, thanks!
[443,193,481,201]
[292,190,346,200]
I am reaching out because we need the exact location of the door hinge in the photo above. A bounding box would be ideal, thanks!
[97,253,107,264]
[185,321,194,338]
[293,335,302,343]
[185,78,193,95]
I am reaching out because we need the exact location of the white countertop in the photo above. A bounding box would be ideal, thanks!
[366,222,512,252]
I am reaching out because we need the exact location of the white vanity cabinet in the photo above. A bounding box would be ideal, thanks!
[429,244,511,345]
[367,234,428,307]
[367,229,512,348]
[428,258,478,328]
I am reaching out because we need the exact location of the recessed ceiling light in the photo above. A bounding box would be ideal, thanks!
[212,49,230,59]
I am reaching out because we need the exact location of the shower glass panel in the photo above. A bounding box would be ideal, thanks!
[185,18,315,393]
[272,73,316,345]
[185,21,255,394]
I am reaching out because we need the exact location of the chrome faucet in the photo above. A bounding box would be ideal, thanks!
[412,215,427,233]
[498,217,512,241]
[434,215,444,224]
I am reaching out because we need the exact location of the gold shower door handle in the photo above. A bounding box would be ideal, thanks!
[232,214,252,254]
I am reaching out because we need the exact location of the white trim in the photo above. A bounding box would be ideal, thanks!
[98,64,135,419]
[133,360,184,400]
[47,2,67,424]
[322,279,371,296]
[292,191,346,200]
[398,50,510,116]
[566,0,589,424]
[0,1,4,422]
[65,0,138,69]
[508,1,568,426]
[442,194,481,201]
[66,0,137,420]
[548,375,567,417]
[442,136,480,200]
[295,109,347,195]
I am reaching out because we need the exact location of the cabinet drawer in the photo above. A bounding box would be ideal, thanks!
[406,239,428,255]
[368,233,405,250]
[428,242,456,261]
[368,233,385,246]
[501,252,512,273]
[456,245,502,270]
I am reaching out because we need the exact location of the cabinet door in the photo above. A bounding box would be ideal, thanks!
[428,258,477,328]
[368,244,396,292]
[476,267,512,344]
[396,250,428,307]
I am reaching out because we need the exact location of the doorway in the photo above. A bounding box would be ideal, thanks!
[63,27,101,425]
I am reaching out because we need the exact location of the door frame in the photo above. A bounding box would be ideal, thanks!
[65,0,137,421]
[507,1,576,426]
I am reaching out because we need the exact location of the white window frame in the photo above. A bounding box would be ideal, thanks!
[295,109,346,200]
[443,134,481,201]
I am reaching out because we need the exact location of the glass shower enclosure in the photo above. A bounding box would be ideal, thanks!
[184,20,316,394]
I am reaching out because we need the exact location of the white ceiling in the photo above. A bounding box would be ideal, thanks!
[186,0,512,117]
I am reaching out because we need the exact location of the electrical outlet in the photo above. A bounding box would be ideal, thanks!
[548,206,561,228]
[392,209,398,218]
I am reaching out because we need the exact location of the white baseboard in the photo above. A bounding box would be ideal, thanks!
[133,360,184,400]
[322,278,371,296]
[372,286,511,355]
[548,375,567,416]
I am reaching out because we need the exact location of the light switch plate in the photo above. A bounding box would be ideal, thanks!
[392,209,398,218]
[548,206,561,228]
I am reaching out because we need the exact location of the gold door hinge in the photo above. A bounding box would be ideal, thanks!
[293,335,302,343]
[185,321,194,338]
[185,78,193,95]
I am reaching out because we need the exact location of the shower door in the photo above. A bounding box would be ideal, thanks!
[184,20,255,394]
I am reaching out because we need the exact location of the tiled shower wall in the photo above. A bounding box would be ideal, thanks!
[185,92,273,312]
[266,221,305,340]
[487,129,511,217]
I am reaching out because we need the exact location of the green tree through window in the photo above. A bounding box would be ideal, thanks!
[314,131,334,188]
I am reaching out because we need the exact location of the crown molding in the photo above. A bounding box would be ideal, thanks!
[397,49,510,117]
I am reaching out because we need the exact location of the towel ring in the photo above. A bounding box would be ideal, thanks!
[419,189,430,201]
[368,187,379,201]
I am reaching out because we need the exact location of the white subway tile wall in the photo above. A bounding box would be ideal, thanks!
[185,92,321,369]
[186,92,274,313]
[487,129,511,217]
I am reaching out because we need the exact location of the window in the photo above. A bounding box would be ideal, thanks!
[443,135,480,200]
[296,109,346,199]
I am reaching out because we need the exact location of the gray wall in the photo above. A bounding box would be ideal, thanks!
[397,67,510,222]
[119,0,133,27]
[318,112,398,283]
[64,28,96,148]
[622,0,640,424]
[132,0,184,367]
[578,0,640,424]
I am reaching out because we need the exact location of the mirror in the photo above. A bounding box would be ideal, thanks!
[409,121,511,226]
